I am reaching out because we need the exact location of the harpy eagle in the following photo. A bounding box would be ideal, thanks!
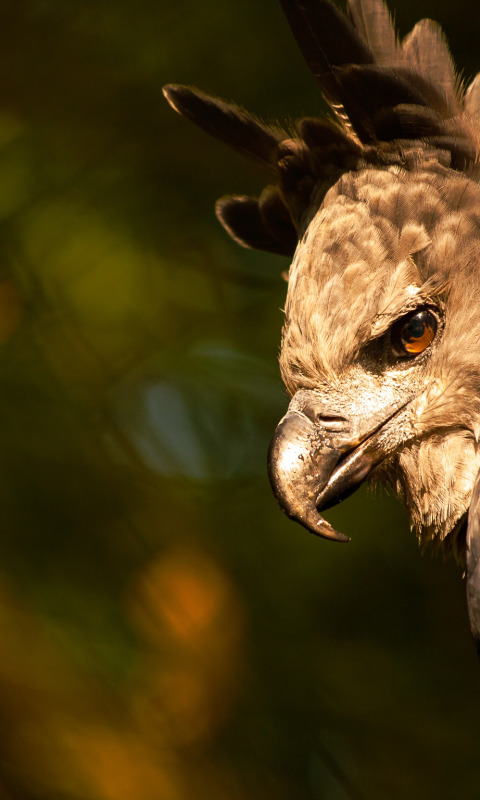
[164,0,480,649]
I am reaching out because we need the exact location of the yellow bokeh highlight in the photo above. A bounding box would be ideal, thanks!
[62,725,181,800]
[133,548,234,644]
[128,546,245,747]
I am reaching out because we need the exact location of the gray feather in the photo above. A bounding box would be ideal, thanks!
[467,474,480,654]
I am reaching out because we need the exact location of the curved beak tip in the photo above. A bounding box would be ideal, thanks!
[267,409,352,543]
[312,518,351,543]
[267,389,396,545]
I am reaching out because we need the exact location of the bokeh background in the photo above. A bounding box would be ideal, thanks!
[0,0,479,798]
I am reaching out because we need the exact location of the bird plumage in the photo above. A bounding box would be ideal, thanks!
[164,0,480,653]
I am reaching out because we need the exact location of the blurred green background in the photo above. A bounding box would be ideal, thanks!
[0,0,479,798]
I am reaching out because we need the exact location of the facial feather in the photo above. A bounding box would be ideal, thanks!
[279,159,480,540]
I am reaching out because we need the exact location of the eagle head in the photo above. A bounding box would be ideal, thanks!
[164,0,480,647]
[274,161,480,548]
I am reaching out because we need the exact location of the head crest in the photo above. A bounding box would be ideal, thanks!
[164,0,479,257]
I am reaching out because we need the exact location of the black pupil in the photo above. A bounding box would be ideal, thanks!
[404,316,426,341]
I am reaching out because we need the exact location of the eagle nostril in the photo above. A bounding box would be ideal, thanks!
[300,401,349,430]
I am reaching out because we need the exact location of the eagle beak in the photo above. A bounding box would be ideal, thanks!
[267,390,398,541]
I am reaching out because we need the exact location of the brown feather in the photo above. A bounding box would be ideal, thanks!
[163,84,282,170]
[347,0,400,66]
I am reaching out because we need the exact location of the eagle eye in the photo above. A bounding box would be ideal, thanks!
[391,309,438,357]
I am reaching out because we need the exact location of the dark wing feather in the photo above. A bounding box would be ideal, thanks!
[466,473,480,656]
[373,104,446,141]
[276,140,319,224]
[279,1,461,146]
[164,0,477,257]
[426,136,477,171]
[216,195,296,256]
[163,84,282,170]
[279,0,373,107]
[258,186,298,254]
[333,64,454,141]
[296,116,362,150]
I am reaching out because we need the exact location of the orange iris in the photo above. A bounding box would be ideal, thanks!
[392,309,438,357]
